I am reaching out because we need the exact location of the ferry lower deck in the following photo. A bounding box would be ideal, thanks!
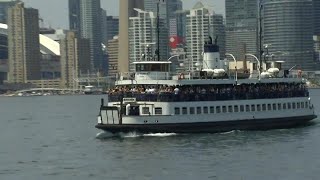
[96,97,316,133]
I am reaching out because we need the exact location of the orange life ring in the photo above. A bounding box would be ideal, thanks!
[178,73,185,80]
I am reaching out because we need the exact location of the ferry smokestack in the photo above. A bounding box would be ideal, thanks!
[203,36,222,70]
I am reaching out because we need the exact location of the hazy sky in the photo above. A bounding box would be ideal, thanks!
[21,0,225,29]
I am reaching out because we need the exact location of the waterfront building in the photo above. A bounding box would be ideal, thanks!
[263,0,315,71]
[106,16,119,44]
[0,0,18,24]
[68,0,81,35]
[60,31,90,89]
[68,0,104,73]
[7,2,41,83]
[79,0,104,73]
[129,8,168,72]
[225,0,258,63]
[107,36,119,78]
[313,0,320,36]
[186,2,225,71]
[225,0,257,29]
[100,8,108,45]
[118,0,144,73]
[226,28,257,61]
[210,13,226,59]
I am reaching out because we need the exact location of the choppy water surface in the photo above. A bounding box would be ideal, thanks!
[0,90,320,180]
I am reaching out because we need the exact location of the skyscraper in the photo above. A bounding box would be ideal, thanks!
[210,14,226,59]
[263,0,314,70]
[129,9,168,72]
[0,0,18,24]
[7,2,41,83]
[68,0,81,34]
[79,0,104,73]
[118,0,144,73]
[313,0,320,35]
[68,0,104,73]
[106,16,119,44]
[186,2,209,71]
[225,0,258,29]
[60,31,91,89]
[225,0,258,62]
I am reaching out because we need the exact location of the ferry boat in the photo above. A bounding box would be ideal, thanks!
[95,37,317,134]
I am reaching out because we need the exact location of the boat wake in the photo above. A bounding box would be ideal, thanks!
[96,131,178,139]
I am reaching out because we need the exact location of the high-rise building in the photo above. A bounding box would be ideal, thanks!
[7,2,41,83]
[100,8,108,45]
[0,0,18,24]
[79,0,104,73]
[129,8,168,72]
[226,29,257,61]
[225,0,258,63]
[118,0,144,73]
[68,0,105,73]
[186,2,210,71]
[68,0,81,34]
[107,36,119,78]
[263,0,315,71]
[106,16,119,44]
[313,0,320,35]
[60,31,90,89]
[225,0,258,29]
[210,14,226,59]
[144,0,182,23]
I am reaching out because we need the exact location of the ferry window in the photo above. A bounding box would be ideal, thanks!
[301,102,305,108]
[278,103,282,110]
[203,107,208,114]
[210,106,214,114]
[292,103,296,109]
[251,105,255,111]
[142,107,150,115]
[288,103,291,109]
[305,102,308,108]
[273,104,276,110]
[222,106,227,113]
[240,105,244,112]
[197,107,202,114]
[297,102,301,109]
[216,106,221,113]
[228,106,233,113]
[283,103,287,109]
[246,105,250,112]
[234,105,239,113]
[174,107,180,115]
[182,107,187,114]
[262,104,266,111]
[155,107,162,115]
[257,105,261,111]
[190,107,195,114]
[267,104,272,111]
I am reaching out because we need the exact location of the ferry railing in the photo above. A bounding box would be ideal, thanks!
[108,90,308,103]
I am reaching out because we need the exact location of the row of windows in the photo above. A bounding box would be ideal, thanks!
[174,101,309,115]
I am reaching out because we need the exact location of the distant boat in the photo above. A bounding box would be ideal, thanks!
[84,86,103,95]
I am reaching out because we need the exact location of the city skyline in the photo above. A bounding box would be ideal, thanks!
[21,0,225,29]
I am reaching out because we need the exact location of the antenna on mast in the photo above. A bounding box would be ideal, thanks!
[156,0,164,61]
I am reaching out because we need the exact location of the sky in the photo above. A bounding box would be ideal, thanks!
[21,0,225,29]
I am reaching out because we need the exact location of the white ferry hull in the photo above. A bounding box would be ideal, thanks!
[95,115,316,133]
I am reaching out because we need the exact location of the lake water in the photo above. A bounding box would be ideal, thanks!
[0,90,320,180]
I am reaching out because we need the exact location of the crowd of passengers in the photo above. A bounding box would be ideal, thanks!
[107,83,308,102]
